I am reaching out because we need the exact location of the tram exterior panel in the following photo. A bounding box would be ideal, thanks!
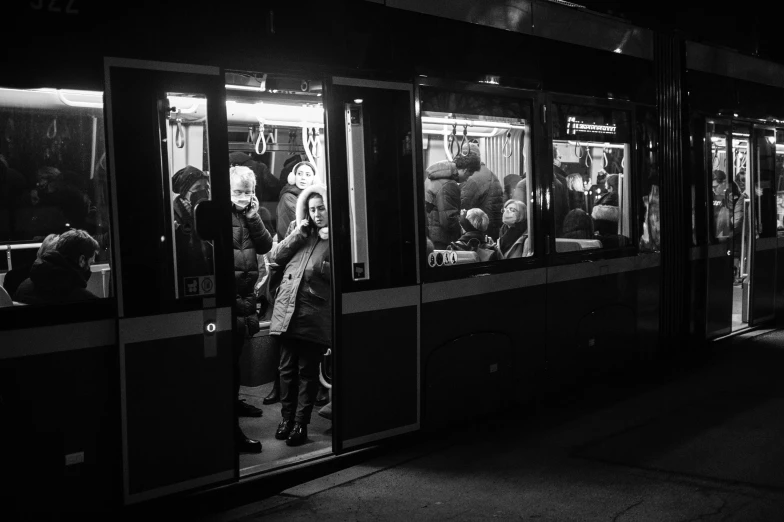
[1,0,783,516]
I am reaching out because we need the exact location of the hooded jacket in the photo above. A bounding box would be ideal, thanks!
[233,204,273,337]
[269,184,331,346]
[276,183,303,240]
[13,251,98,305]
[424,161,461,249]
[460,165,504,240]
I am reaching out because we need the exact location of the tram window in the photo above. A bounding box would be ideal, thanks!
[224,72,325,322]
[552,103,632,252]
[0,87,112,306]
[420,87,533,267]
[776,131,784,236]
[752,127,777,239]
[637,106,659,252]
[707,122,734,244]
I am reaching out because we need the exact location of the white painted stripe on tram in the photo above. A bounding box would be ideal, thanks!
[124,469,234,505]
[756,237,778,251]
[422,268,546,303]
[0,319,116,359]
[342,286,420,314]
[546,253,661,284]
[332,77,413,91]
[119,308,232,344]
[341,422,419,450]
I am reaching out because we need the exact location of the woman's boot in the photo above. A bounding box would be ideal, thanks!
[263,373,280,404]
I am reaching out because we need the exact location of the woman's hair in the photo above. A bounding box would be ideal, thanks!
[566,173,584,191]
[504,199,527,228]
[37,234,60,260]
[230,165,256,188]
[606,174,619,191]
[713,169,727,183]
[288,161,318,186]
[306,190,325,207]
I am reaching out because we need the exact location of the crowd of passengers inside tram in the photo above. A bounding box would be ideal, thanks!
[423,143,623,261]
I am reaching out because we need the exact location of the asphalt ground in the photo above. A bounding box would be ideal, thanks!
[186,327,784,522]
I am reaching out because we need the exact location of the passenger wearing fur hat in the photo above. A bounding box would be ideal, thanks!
[497,199,529,259]
[269,183,331,447]
[276,160,319,240]
[171,165,214,281]
[455,143,504,241]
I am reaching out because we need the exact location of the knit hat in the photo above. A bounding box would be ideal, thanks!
[229,151,253,166]
[459,214,478,233]
[172,165,208,195]
[712,169,727,183]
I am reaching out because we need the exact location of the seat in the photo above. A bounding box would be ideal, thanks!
[0,285,13,308]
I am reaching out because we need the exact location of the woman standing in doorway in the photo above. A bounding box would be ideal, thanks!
[269,184,331,446]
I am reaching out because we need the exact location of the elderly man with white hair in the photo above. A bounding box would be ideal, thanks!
[230,165,273,453]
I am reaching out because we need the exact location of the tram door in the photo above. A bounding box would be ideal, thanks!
[105,59,234,503]
[705,120,735,337]
[324,78,420,451]
[748,126,777,324]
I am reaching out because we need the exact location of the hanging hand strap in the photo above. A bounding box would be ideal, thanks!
[175,118,185,149]
[502,130,513,158]
[46,118,57,139]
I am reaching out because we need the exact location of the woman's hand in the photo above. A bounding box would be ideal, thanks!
[245,195,260,217]
[297,218,311,237]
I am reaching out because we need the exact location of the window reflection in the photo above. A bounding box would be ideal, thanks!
[420,88,533,267]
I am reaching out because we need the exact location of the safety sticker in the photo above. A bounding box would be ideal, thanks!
[183,275,215,296]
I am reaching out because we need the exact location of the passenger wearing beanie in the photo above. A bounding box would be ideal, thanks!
[424,160,461,249]
[562,208,594,239]
[455,143,504,241]
[171,165,214,281]
[497,199,529,259]
[276,161,318,241]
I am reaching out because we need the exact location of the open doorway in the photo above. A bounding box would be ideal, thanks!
[224,71,332,475]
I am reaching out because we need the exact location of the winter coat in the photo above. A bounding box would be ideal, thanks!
[276,184,302,240]
[497,224,527,259]
[425,161,461,249]
[552,166,570,236]
[13,251,98,305]
[450,230,499,262]
[233,205,273,337]
[460,165,504,241]
[270,184,331,346]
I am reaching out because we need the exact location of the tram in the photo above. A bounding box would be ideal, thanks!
[1,0,783,517]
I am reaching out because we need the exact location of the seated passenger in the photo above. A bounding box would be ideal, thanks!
[425,160,460,250]
[586,170,608,213]
[562,209,594,239]
[497,200,528,259]
[591,174,619,236]
[14,229,99,305]
[277,161,318,241]
[449,208,498,262]
[566,173,587,212]
[3,233,59,298]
